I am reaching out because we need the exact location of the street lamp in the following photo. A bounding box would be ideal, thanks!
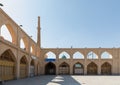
[0,3,3,6]
[30,36,32,38]
[19,25,23,27]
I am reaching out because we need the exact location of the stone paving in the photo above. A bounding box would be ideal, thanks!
[2,75,120,85]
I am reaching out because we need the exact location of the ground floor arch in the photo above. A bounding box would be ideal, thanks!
[87,62,98,75]
[0,49,16,80]
[30,59,35,77]
[101,62,112,75]
[37,63,40,75]
[45,62,56,75]
[20,56,28,78]
[73,62,84,75]
[59,62,70,75]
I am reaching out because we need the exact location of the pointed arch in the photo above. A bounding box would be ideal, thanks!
[0,24,16,44]
[59,51,70,59]
[30,59,35,66]
[44,51,56,59]
[87,51,98,59]
[101,51,112,59]
[30,59,35,77]
[0,49,16,80]
[30,45,35,54]
[45,62,56,75]
[87,62,98,75]
[1,25,12,42]
[73,62,84,75]
[30,46,33,53]
[20,37,28,51]
[37,62,40,75]
[20,56,28,78]
[59,62,70,74]
[20,38,25,50]
[0,49,16,62]
[20,56,27,64]
[101,62,112,75]
[73,51,84,59]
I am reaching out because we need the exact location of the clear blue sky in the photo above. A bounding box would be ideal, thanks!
[1,0,120,48]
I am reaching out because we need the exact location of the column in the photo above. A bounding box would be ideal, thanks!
[84,53,87,75]
[28,60,30,77]
[16,60,20,79]
[84,65,87,75]
[98,54,101,75]
[69,53,73,75]
[98,64,101,75]
[55,52,59,75]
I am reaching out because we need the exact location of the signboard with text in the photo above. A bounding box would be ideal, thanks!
[45,58,56,62]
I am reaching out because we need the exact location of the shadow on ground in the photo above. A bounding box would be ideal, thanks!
[4,75,81,85]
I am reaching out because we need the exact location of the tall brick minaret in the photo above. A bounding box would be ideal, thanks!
[37,16,41,48]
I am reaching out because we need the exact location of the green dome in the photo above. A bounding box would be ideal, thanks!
[61,55,66,59]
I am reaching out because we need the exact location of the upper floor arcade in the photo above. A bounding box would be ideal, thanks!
[0,8,40,57]
[41,48,120,60]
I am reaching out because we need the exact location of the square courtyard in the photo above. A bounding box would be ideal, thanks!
[3,75,120,85]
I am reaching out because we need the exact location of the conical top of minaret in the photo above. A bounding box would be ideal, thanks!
[37,16,41,48]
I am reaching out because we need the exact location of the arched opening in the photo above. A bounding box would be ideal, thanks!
[73,62,84,75]
[101,51,112,59]
[73,52,84,59]
[59,62,70,75]
[30,59,35,77]
[87,51,98,59]
[45,62,56,75]
[59,51,70,59]
[20,38,26,50]
[87,62,98,75]
[101,62,112,75]
[0,25,12,42]
[45,51,56,59]
[0,24,16,44]
[30,46,33,53]
[0,49,16,80]
[30,45,35,55]
[44,51,56,62]
[20,56,28,78]
[37,63,40,75]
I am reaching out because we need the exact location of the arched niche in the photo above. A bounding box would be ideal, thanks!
[87,62,98,75]
[30,59,35,77]
[73,62,84,75]
[59,62,70,75]
[45,62,56,75]
[37,62,40,75]
[0,49,16,80]
[101,62,112,75]
[20,56,28,78]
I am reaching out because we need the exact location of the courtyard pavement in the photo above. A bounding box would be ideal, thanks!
[2,75,120,85]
